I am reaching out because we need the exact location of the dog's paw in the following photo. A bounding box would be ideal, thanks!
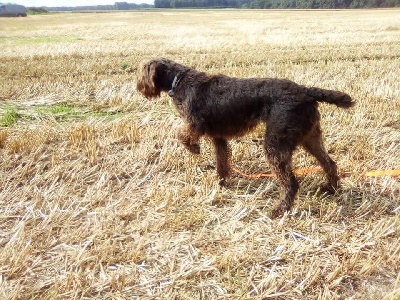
[188,144,200,154]
[270,204,290,219]
[319,184,337,195]
[270,207,284,219]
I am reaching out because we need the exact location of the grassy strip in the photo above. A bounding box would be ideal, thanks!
[0,103,127,126]
[0,105,19,127]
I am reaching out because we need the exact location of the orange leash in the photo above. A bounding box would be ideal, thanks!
[365,169,400,177]
[232,166,400,179]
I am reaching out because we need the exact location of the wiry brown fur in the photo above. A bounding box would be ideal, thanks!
[137,58,354,218]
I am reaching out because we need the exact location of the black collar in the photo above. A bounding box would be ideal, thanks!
[168,70,189,97]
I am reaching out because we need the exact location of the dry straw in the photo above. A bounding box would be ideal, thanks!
[0,9,399,299]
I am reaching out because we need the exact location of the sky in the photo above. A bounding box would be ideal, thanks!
[11,0,154,6]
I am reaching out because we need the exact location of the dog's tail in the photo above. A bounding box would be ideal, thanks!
[307,87,355,108]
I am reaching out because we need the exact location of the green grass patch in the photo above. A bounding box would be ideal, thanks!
[34,103,126,121]
[120,62,130,71]
[50,103,78,115]
[35,103,81,120]
[0,105,19,127]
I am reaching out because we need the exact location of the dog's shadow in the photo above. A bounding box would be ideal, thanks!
[219,174,398,220]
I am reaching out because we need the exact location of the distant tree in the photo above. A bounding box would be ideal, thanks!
[155,0,172,7]
[114,2,130,9]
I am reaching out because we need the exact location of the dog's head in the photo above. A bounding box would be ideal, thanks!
[136,59,172,99]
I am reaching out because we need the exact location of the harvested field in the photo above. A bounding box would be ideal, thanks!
[0,9,399,299]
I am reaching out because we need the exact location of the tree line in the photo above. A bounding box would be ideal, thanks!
[43,2,152,11]
[155,0,399,8]
[31,0,400,11]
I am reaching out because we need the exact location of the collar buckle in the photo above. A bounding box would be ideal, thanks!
[168,75,178,97]
[168,70,189,98]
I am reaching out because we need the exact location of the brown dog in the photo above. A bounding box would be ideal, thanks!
[137,58,354,217]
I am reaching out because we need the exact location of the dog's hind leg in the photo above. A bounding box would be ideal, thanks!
[264,134,299,218]
[301,124,339,194]
[212,137,231,184]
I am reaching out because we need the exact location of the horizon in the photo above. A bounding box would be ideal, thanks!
[9,0,154,7]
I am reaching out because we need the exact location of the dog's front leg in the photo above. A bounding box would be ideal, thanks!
[212,137,231,185]
[177,122,201,154]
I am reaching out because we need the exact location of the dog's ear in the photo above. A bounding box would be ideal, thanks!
[137,59,168,98]
[146,61,158,90]
[137,60,164,98]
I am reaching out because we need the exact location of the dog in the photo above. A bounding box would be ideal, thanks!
[136,58,354,218]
